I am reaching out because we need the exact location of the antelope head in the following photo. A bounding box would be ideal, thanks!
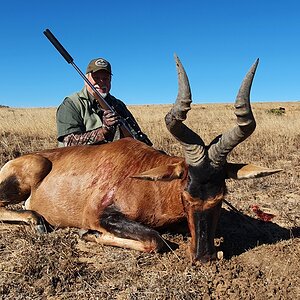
[165,55,281,263]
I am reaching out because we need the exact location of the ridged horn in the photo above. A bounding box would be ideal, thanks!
[165,54,205,166]
[208,59,259,166]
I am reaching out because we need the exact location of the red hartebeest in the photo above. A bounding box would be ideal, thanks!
[0,56,281,262]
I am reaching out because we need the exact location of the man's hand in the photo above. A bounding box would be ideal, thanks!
[103,110,119,129]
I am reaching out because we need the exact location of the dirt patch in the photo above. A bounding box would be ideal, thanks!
[0,207,299,299]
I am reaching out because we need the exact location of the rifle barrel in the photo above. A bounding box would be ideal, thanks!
[43,28,152,146]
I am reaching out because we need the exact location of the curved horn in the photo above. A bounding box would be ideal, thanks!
[208,59,259,166]
[165,54,205,166]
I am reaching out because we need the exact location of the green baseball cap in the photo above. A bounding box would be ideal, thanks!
[86,58,112,74]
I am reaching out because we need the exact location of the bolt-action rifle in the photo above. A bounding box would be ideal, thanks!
[43,28,152,146]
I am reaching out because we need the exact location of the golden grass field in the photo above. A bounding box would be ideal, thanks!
[0,102,299,299]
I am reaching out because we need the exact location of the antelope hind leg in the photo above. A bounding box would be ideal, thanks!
[0,207,48,233]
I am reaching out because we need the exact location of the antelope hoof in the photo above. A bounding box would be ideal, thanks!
[35,216,49,234]
[36,223,47,234]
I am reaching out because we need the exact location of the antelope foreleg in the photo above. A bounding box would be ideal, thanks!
[83,205,167,253]
[81,231,160,252]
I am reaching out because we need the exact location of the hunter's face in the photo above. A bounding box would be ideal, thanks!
[86,70,111,98]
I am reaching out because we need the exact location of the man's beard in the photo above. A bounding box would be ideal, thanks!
[95,85,107,98]
[99,92,108,98]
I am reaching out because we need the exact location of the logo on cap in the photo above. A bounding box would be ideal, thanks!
[95,59,108,67]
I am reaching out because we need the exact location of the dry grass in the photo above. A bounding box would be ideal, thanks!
[0,108,56,164]
[0,101,299,299]
[1,102,299,166]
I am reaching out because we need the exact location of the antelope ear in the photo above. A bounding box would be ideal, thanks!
[226,163,282,180]
[131,161,186,181]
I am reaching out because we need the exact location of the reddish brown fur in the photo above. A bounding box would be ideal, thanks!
[6,138,187,231]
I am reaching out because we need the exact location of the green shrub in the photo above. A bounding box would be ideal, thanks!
[266,107,286,116]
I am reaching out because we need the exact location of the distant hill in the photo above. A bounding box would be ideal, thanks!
[0,105,9,108]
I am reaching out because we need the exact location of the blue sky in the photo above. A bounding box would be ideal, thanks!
[0,0,299,107]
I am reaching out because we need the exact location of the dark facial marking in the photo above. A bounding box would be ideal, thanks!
[193,205,221,262]
[187,163,226,200]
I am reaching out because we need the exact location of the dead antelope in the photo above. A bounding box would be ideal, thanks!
[0,56,281,262]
